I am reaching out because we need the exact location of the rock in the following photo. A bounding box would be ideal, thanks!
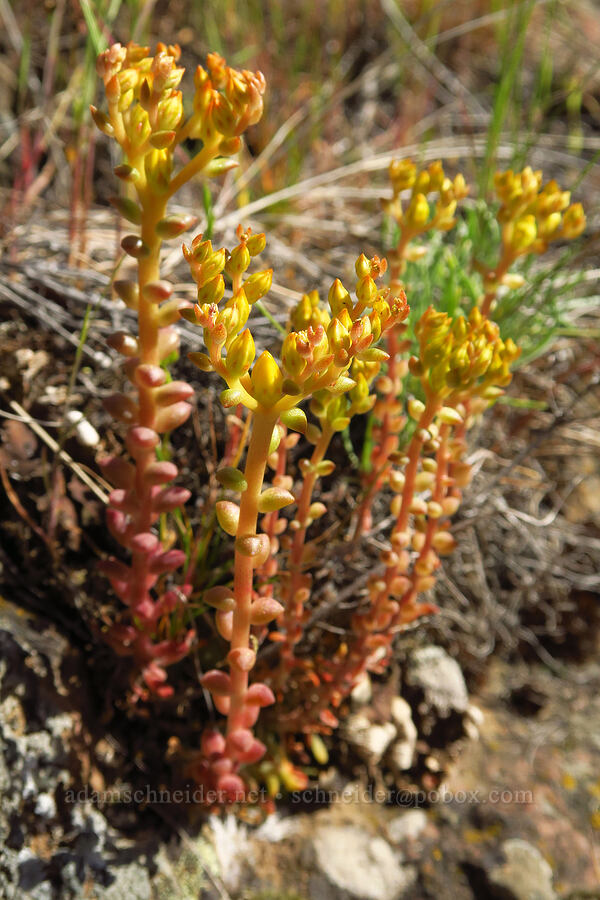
[489,839,557,900]
[0,602,158,900]
[101,862,152,900]
[406,646,468,717]
[308,824,416,900]
[386,810,428,845]
[341,714,396,764]
[387,697,418,771]
[351,672,373,706]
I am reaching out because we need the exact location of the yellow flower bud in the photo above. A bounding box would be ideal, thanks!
[242,269,273,303]
[354,254,371,279]
[389,158,416,193]
[226,329,255,377]
[328,279,352,316]
[356,276,378,306]
[327,317,350,352]
[281,333,307,379]
[250,351,283,408]
[510,215,537,253]
[561,203,585,239]
[406,192,430,229]
[156,91,183,131]
[227,243,251,277]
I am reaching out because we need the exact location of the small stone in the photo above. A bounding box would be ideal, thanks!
[424,755,441,773]
[466,703,484,727]
[489,839,557,900]
[386,809,428,844]
[341,714,396,764]
[463,719,480,741]
[388,739,415,772]
[309,824,416,900]
[33,793,56,820]
[406,646,468,716]
[351,673,373,706]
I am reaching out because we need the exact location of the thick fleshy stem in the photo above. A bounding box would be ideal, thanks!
[353,325,409,537]
[274,422,334,678]
[94,42,267,700]
[228,412,278,728]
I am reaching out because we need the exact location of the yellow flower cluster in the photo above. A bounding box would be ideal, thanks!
[411,306,520,398]
[494,166,586,257]
[384,159,469,271]
[184,243,409,417]
[92,41,265,193]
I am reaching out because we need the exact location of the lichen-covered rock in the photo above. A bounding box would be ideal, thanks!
[340,714,397,764]
[307,824,415,900]
[386,809,428,845]
[0,601,154,900]
[488,839,557,900]
[406,645,468,717]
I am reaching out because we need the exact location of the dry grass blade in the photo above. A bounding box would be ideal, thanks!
[9,400,108,503]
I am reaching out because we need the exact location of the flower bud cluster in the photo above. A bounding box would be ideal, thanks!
[384,159,469,276]
[93,42,265,191]
[479,167,586,314]
[355,160,469,537]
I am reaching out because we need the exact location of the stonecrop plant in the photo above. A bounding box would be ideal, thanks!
[93,41,586,806]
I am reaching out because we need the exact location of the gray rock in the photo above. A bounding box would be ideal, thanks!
[101,862,152,900]
[309,824,415,900]
[406,646,468,716]
[388,697,418,771]
[341,714,397,764]
[351,673,373,706]
[386,809,428,844]
[489,839,557,900]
